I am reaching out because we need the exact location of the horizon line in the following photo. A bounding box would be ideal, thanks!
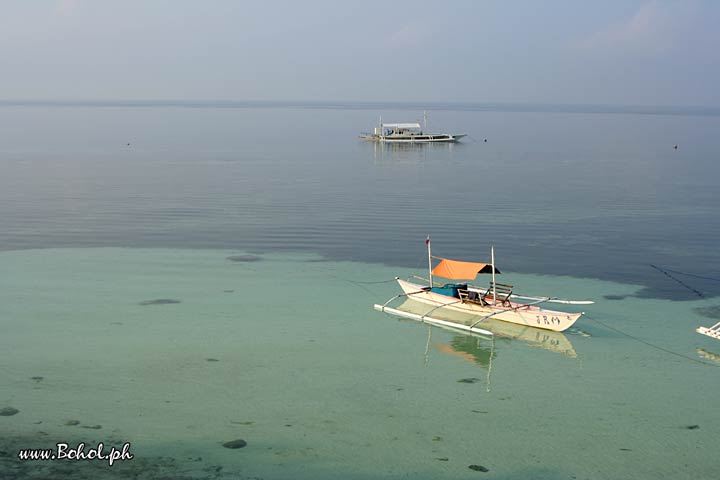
[0,99,718,116]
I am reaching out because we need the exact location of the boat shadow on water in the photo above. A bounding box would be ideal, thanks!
[390,298,579,362]
[380,298,580,393]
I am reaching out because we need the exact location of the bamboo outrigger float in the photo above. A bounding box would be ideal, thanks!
[374,237,593,334]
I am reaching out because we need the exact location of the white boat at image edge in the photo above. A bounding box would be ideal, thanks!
[697,322,720,340]
[360,112,466,143]
[374,237,594,335]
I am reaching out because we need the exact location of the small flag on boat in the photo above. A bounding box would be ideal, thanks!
[426,235,430,246]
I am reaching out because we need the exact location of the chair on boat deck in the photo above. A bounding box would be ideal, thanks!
[458,288,488,306]
[484,281,514,307]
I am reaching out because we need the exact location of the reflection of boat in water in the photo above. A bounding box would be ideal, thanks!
[392,298,577,358]
[481,319,577,358]
[697,348,720,363]
[436,335,495,367]
[368,140,458,165]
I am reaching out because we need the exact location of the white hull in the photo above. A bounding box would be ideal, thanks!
[361,134,466,143]
[397,279,582,332]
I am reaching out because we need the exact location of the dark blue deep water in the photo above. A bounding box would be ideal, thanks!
[1,103,718,300]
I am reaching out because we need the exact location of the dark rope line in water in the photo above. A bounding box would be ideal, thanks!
[649,264,704,298]
[584,315,718,367]
[330,275,396,298]
[342,280,376,298]
[657,267,720,283]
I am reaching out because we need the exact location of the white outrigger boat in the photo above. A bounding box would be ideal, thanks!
[374,238,593,334]
[697,322,720,340]
[360,112,466,143]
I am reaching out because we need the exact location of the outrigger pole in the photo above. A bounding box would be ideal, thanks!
[491,245,497,305]
[427,235,433,288]
[374,304,493,337]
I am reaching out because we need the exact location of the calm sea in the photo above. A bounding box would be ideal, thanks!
[1,102,719,299]
[1,102,718,479]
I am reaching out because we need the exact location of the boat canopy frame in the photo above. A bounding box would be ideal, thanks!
[381,122,422,130]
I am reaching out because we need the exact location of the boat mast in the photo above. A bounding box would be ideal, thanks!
[491,245,497,305]
[423,110,427,133]
[427,235,433,288]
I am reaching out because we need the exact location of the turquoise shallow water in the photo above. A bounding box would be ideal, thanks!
[1,248,718,479]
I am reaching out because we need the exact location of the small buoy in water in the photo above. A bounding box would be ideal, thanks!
[673,144,678,150]
[483,138,487,143]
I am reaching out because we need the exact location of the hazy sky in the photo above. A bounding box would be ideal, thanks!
[1,0,718,105]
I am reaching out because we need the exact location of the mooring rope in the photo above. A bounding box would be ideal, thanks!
[584,314,719,367]
[655,267,720,283]
[330,276,399,299]
[649,264,704,298]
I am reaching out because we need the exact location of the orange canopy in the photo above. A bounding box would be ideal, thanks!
[431,258,500,280]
